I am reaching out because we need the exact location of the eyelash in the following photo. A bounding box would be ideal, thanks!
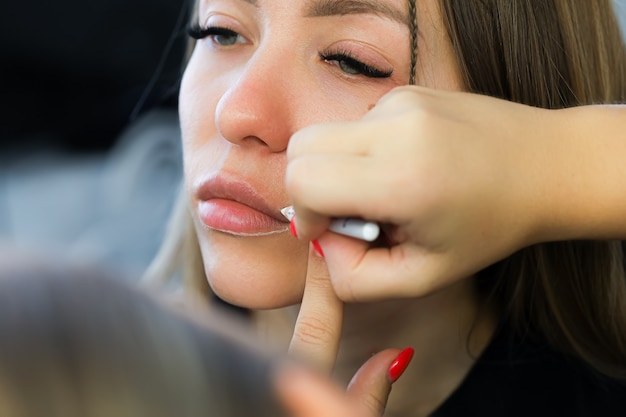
[188,24,393,79]
[188,24,241,43]
[319,50,393,79]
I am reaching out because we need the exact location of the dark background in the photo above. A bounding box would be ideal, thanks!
[1,0,189,152]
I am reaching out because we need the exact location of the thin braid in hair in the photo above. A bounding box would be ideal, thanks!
[408,0,418,84]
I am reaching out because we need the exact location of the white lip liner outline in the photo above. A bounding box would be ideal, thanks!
[280,206,380,242]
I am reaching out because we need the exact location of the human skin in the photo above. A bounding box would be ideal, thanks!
[180,0,461,309]
[179,2,496,414]
[274,348,401,417]
[286,88,626,303]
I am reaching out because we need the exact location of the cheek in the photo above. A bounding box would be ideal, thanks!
[179,57,230,186]
[179,57,218,149]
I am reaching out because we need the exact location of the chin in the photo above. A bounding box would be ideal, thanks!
[198,230,309,310]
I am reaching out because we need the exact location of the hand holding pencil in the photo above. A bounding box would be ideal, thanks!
[284,86,556,302]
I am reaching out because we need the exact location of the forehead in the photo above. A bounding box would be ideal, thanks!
[200,0,412,27]
[303,0,410,26]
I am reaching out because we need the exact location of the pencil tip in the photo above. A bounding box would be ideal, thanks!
[280,206,294,221]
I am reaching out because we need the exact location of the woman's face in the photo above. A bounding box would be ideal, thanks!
[180,0,462,308]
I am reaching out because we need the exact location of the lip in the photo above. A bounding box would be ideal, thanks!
[195,174,289,236]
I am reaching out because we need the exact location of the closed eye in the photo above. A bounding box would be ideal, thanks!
[319,51,393,78]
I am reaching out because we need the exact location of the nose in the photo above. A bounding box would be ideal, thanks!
[214,45,300,153]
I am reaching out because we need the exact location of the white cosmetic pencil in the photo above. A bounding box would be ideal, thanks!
[280,206,380,242]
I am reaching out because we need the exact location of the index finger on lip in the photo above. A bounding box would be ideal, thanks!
[288,244,344,372]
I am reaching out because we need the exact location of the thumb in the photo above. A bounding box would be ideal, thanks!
[321,236,450,302]
[346,347,414,416]
[273,348,414,417]
[274,361,371,417]
[289,244,344,371]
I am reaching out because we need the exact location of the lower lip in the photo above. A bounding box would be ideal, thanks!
[198,199,288,236]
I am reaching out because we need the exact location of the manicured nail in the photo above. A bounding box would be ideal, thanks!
[387,347,414,383]
[289,218,298,238]
[311,240,324,258]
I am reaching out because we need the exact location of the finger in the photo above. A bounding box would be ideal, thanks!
[274,348,412,417]
[286,154,396,241]
[320,237,453,302]
[370,85,439,115]
[287,86,441,161]
[286,210,332,246]
[287,119,373,161]
[273,361,371,417]
[289,245,344,371]
[346,348,403,416]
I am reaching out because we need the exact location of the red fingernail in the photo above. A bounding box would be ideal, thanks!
[311,240,324,257]
[289,218,298,238]
[387,347,414,383]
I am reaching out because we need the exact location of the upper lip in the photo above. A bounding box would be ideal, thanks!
[195,174,288,223]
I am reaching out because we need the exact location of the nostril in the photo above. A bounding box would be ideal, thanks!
[239,136,269,147]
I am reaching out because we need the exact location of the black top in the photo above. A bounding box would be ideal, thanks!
[431,323,626,416]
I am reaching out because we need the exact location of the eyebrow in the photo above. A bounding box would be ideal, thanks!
[303,0,409,27]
